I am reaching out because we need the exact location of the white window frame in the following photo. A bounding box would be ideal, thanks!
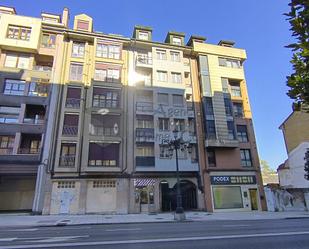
[171,72,182,83]
[157,71,167,82]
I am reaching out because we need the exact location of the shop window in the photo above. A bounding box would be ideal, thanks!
[213,186,243,209]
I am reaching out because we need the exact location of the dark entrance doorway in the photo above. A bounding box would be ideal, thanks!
[160,180,197,211]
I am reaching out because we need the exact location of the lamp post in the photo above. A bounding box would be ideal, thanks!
[162,128,192,221]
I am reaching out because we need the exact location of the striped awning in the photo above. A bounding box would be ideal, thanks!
[134,178,156,187]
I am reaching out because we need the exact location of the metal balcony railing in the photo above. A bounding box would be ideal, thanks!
[18,147,40,154]
[136,102,153,112]
[90,126,120,136]
[59,155,76,167]
[23,118,44,124]
[33,65,52,72]
[62,125,78,136]
[136,55,153,65]
[65,98,81,108]
[0,148,13,155]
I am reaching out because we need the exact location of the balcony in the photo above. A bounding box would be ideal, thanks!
[28,82,50,97]
[136,128,154,142]
[62,125,78,136]
[0,148,13,155]
[33,65,52,72]
[136,55,153,69]
[23,117,44,125]
[59,155,76,167]
[136,102,153,114]
[90,126,120,137]
[205,137,239,148]
[136,156,155,167]
[18,147,40,154]
[65,98,81,109]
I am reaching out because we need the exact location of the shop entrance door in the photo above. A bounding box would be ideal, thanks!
[249,189,258,210]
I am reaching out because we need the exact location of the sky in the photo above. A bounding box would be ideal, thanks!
[2,0,294,169]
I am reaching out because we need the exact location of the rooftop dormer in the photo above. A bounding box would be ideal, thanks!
[0,6,16,15]
[218,40,235,47]
[165,31,185,46]
[133,25,152,41]
[73,14,93,32]
[187,35,206,46]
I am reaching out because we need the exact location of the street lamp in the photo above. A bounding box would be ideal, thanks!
[161,128,192,221]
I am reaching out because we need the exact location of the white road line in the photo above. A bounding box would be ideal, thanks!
[0,230,309,249]
[0,238,17,242]
[222,225,250,227]
[25,235,89,243]
[7,229,39,232]
[105,228,142,232]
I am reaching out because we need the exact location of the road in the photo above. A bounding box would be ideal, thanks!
[0,218,309,249]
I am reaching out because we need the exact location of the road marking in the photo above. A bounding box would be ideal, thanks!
[7,229,39,232]
[105,228,142,232]
[1,231,309,248]
[0,238,17,242]
[222,225,250,227]
[25,235,89,243]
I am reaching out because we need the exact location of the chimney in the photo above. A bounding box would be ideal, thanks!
[62,7,69,27]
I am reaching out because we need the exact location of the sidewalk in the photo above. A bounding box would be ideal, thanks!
[0,211,308,228]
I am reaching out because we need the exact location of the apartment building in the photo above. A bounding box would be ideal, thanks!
[0,6,66,212]
[0,5,266,214]
[126,27,203,213]
[189,37,267,211]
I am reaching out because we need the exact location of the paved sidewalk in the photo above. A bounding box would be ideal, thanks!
[0,211,308,228]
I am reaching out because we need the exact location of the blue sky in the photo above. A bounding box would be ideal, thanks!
[2,0,294,169]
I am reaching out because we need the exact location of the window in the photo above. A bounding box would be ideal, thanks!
[172,94,183,106]
[218,57,241,68]
[204,97,214,117]
[93,87,120,108]
[156,50,167,60]
[213,186,243,209]
[230,82,241,97]
[28,82,49,97]
[170,51,180,62]
[5,54,30,69]
[233,102,244,117]
[41,34,56,48]
[72,42,85,57]
[172,37,182,45]
[88,143,119,167]
[94,68,120,83]
[62,114,79,136]
[191,144,198,163]
[90,114,120,136]
[77,20,89,30]
[237,125,248,142]
[188,118,195,135]
[4,79,25,96]
[158,118,169,131]
[138,31,149,40]
[227,121,236,140]
[240,149,252,167]
[66,87,81,108]
[96,42,121,59]
[157,71,167,82]
[186,94,193,110]
[0,136,14,155]
[136,145,154,156]
[157,93,169,105]
[224,98,233,116]
[171,72,182,83]
[0,106,20,124]
[59,143,76,167]
[7,25,31,41]
[93,180,116,188]
[70,63,83,81]
[160,145,170,159]
[136,116,153,128]
[221,78,229,93]
[207,148,216,166]
[206,120,216,139]
[174,119,185,132]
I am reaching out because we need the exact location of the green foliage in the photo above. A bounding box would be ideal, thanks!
[285,0,309,106]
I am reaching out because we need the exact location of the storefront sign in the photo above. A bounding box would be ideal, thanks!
[211,175,256,185]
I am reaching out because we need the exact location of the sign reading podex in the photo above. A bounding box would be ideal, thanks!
[211,175,257,185]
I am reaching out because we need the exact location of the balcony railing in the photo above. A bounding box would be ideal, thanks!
[23,118,44,125]
[62,125,78,136]
[0,148,13,155]
[33,65,52,72]
[59,155,75,167]
[90,126,120,136]
[136,55,153,65]
[65,98,81,109]
[136,128,154,142]
[136,102,153,113]
[18,148,40,154]
[136,156,155,167]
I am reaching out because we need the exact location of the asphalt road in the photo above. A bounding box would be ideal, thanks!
[0,218,309,249]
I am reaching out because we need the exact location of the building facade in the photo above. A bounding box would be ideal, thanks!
[0,5,266,214]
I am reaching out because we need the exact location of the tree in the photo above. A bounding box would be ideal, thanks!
[285,1,309,106]
[260,160,278,184]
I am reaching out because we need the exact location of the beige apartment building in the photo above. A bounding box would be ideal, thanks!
[0,5,266,214]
